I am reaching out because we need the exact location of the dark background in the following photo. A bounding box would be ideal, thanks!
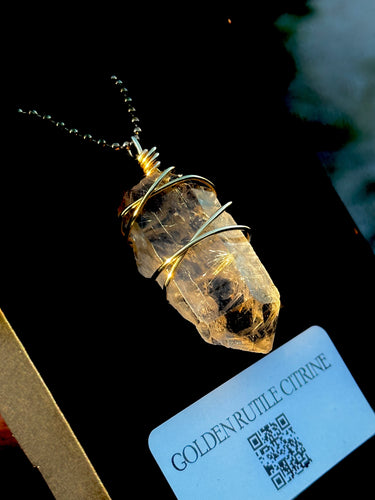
[2,2,374,498]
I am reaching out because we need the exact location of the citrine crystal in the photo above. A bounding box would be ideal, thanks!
[120,170,280,353]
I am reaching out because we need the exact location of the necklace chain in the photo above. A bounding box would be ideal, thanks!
[18,75,142,156]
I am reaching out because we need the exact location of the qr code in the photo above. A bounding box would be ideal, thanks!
[247,413,312,490]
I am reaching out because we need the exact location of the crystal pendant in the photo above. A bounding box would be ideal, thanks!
[119,144,280,353]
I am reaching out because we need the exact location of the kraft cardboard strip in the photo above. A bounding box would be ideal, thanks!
[0,309,111,499]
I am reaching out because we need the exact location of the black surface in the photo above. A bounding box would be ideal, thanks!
[2,3,374,498]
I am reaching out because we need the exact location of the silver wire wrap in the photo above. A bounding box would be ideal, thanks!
[120,137,251,289]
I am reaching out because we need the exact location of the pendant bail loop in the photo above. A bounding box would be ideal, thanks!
[124,136,143,158]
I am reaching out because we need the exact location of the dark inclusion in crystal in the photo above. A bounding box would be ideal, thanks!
[208,277,260,338]
[226,308,253,336]
[208,277,234,309]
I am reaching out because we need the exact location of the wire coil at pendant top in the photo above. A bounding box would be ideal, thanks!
[120,140,250,289]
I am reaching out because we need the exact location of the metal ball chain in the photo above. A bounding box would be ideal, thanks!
[18,75,142,156]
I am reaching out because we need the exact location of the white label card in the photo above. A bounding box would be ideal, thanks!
[149,326,375,499]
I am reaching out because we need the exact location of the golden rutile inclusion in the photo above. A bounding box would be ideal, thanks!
[120,170,280,353]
